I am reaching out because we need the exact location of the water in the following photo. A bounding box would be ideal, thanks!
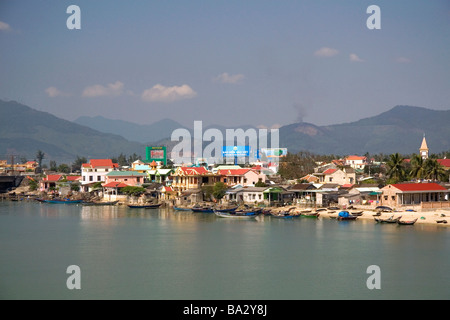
[1,201,449,300]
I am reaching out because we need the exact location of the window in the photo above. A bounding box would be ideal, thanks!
[89,176,93,181]
[391,196,395,201]
[384,196,388,200]
[97,176,101,181]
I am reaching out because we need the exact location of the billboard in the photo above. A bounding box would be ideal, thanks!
[260,148,287,158]
[146,146,167,165]
[222,146,250,157]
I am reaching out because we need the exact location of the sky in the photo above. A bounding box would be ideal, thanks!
[0,0,449,129]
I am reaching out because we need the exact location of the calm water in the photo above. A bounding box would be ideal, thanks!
[0,201,449,300]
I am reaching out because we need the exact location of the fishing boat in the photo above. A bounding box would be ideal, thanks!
[173,206,192,211]
[128,203,162,209]
[83,200,119,206]
[214,211,257,219]
[349,211,363,216]
[334,211,358,221]
[42,199,83,204]
[397,218,417,225]
[301,211,320,218]
[191,206,214,213]
[214,206,238,213]
[374,215,402,223]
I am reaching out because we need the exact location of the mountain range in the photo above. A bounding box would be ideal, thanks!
[0,99,449,164]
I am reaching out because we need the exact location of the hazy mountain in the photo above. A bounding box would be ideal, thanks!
[280,105,450,155]
[74,116,186,144]
[0,100,145,163]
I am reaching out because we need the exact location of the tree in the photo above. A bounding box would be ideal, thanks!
[57,163,70,173]
[72,156,87,172]
[212,182,228,200]
[386,153,406,182]
[36,150,45,167]
[410,154,426,180]
[49,160,57,171]
[424,159,446,181]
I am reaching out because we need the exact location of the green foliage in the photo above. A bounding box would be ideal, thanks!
[36,150,45,167]
[386,153,406,182]
[121,186,146,196]
[28,179,38,191]
[212,182,227,200]
[92,182,103,189]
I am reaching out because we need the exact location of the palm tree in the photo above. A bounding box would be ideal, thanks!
[424,158,446,181]
[386,153,405,182]
[410,154,426,180]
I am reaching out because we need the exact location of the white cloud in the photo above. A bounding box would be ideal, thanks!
[0,21,11,32]
[396,57,411,63]
[141,84,197,103]
[82,81,124,97]
[45,86,71,97]
[214,72,245,84]
[314,47,339,57]
[349,53,364,62]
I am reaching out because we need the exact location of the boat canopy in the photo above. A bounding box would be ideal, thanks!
[338,211,350,218]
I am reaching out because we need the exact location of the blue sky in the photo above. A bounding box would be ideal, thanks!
[1,0,449,129]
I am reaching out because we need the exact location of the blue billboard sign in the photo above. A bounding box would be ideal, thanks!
[222,146,250,157]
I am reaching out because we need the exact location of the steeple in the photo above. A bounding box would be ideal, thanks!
[420,133,429,159]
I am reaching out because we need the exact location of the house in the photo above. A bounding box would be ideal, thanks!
[344,155,367,170]
[160,186,177,201]
[171,166,221,192]
[338,184,381,207]
[40,174,63,192]
[300,174,319,183]
[314,167,356,185]
[39,174,81,194]
[81,159,119,191]
[147,168,174,184]
[290,183,317,205]
[380,183,448,208]
[218,168,264,187]
[104,170,147,187]
[437,159,450,171]
[225,186,267,204]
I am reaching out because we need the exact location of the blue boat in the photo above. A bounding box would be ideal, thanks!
[191,207,214,213]
[174,206,192,211]
[128,203,162,209]
[42,199,83,204]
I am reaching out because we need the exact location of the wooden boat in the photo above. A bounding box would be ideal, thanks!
[374,215,402,223]
[272,212,298,219]
[83,200,118,206]
[436,220,448,224]
[397,218,417,225]
[349,211,363,216]
[214,211,257,219]
[173,206,192,211]
[42,199,83,204]
[191,207,214,213]
[128,203,162,209]
[301,212,320,218]
[214,206,238,213]
[335,211,357,221]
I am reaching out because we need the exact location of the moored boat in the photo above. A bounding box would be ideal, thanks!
[374,215,402,223]
[334,211,358,221]
[173,206,192,211]
[83,200,119,206]
[300,212,320,218]
[397,218,417,225]
[128,203,162,209]
[214,211,257,219]
[42,199,83,204]
[191,206,214,213]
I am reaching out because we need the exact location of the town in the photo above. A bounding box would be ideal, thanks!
[1,136,449,222]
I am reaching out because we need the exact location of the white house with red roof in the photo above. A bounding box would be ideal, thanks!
[380,182,448,208]
[344,155,367,170]
[218,168,264,187]
[81,159,119,192]
[314,167,356,186]
[40,174,81,193]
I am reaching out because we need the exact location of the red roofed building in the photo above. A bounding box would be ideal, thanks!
[315,167,356,186]
[437,159,450,170]
[40,175,63,192]
[344,155,367,170]
[380,183,448,208]
[218,168,263,187]
[81,159,119,192]
[171,166,220,192]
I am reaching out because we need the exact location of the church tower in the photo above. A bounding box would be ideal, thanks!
[419,134,429,160]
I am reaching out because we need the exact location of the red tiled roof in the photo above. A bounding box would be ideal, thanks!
[218,169,251,176]
[178,167,209,175]
[438,159,450,168]
[66,175,81,181]
[43,175,63,182]
[102,182,129,188]
[346,155,366,161]
[83,159,118,168]
[322,169,337,175]
[391,183,447,192]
